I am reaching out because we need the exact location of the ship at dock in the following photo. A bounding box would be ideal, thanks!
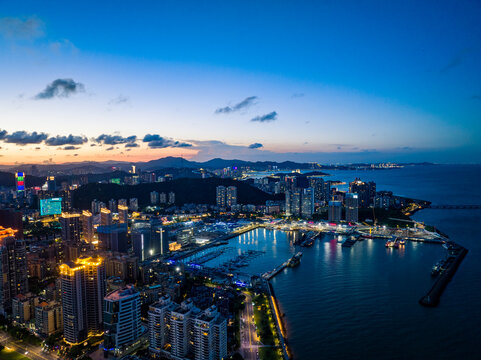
[287,252,303,267]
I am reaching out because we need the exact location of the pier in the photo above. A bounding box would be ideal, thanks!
[419,245,468,307]
[341,235,360,248]
[262,261,289,280]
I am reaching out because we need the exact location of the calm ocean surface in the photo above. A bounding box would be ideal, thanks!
[205,165,481,359]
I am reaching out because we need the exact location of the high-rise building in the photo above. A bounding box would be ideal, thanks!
[285,189,302,217]
[216,186,226,208]
[97,224,128,252]
[60,256,106,344]
[148,297,227,360]
[193,306,228,360]
[104,254,138,283]
[349,179,376,208]
[148,295,175,357]
[345,193,359,223]
[328,201,342,222]
[301,188,315,218]
[159,193,167,204]
[101,208,112,226]
[60,213,81,243]
[129,198,139,212]
[150,191,159,205]
[35,301,63,336]
[169,299,196,358]
[15,172,25,192]
[108,199,117,212]
[118,205,128,224]
[0,229,28,315]
[47,176,56,191]
[168,192,175,205]
[103,286,142,356]
[82,210,94,243]
[226,186,237,207]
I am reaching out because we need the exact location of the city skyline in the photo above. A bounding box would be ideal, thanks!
[1,1,481,164]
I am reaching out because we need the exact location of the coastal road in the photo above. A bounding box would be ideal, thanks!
[239,291,259,360]
[0,331,57,360]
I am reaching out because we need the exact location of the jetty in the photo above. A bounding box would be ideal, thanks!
[419,244,468,307]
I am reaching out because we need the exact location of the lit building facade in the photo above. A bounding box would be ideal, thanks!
[345,193,359,223]
[0,229,28,315]
[60,256,106,344]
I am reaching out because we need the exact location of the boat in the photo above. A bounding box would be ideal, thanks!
[287,252,303,267]
[431,263,440,276]
[385,240,394,247]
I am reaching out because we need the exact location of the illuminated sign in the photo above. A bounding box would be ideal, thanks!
[40,197,63,216]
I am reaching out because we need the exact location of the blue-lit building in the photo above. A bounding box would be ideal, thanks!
[103,286,142,356]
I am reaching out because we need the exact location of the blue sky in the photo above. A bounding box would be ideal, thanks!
[0,0,480,164]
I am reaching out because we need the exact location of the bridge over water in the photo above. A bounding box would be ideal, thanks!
[428,205,481,209]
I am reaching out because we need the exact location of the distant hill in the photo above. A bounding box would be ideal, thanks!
[1,157,319,175]
[72,177,283,209]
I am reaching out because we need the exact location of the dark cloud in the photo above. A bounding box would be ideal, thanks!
[440,49,472,74]
[34,78,85,99]
[251,111,278,123]
[0,16,44,40]
[4,131,48,145]
[0,130,7,140]
[63,145,79,150]
[45,134,87,146]
[95,134,137,145]
[248,143,263,149]
[142,134,192,148]
[125,143,139,148]
[215,96,258,114]
[90,143,97,147]
[108,95,129,105]
[105,146,114,151]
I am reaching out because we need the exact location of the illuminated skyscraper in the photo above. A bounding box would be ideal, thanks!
[328,201,342,222]
[47,176,56,192]
[285,189,302,217]
[0,228,28,315]
[349,178,376,208]
[60,256,106,344]
[60,213,81,243]
[118,205,128,224]
[15,172,25,192]
[82,210,94,243]
[226,186,237,207]
[216,186,226,208]
[301,188,315,218]
[101,208,112,226]
[345,193,359,223]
